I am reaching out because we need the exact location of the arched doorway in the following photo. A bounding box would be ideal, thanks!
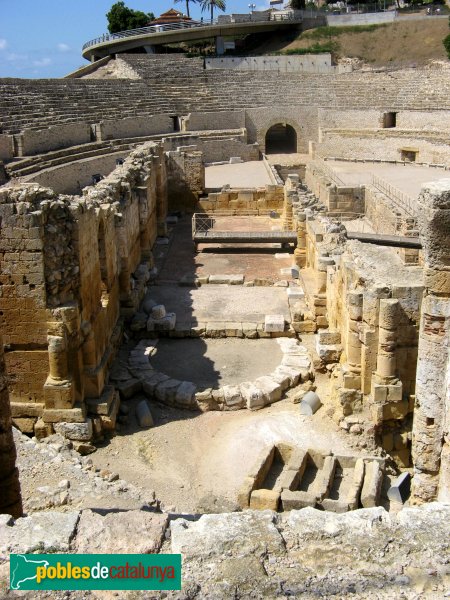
[265,123,297,154]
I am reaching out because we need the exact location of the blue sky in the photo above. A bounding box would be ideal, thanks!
[0,0,270,78]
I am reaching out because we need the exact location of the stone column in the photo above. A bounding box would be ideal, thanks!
[0,339,23,518]
[412,179,450,503]
[294,212,307,268]
[375,299,399,381]
[47,335,68,382]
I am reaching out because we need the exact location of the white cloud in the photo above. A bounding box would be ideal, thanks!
[0,38,7,50]
[33,57,52,67]
[7,52,28,62]
[57,43,70,52]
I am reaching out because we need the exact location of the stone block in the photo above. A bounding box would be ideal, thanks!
[222,385,245,410]
[87,385,115,416]
[155,379,182,405]
[382,399,410,421]
[99,391,120,432]
[316,342,342,363]
[53,419,93,442]
[281,354,310,369]
[268,370,291,392]
[237,477,255,509]
[142,372,170,396]
[12,417,36,433]
[136,400,154,428]
[361,460,384,508]
[206,322,227,338]
[43,404,86,424]
[280,267,299,279]
[242,322,258,339]
[116,378,142,400]
[240,381,265,410]
[293,320,316,333]
[250,489,280,511]
[151,304,166,319]
[287,287,304,300]
[264,314,285,333]
[290,302,305,322]
[175,381,197,408]
[318,330,341,345]
[152,313,176,332]
[387,472,411,504]
[281,489,317,511]
[253,376,282,405]
[225,323,244,337]
[274,366,300,386]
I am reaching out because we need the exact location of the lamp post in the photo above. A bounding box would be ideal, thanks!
[248,3,256,13]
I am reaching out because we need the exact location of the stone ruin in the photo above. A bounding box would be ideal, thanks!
[0,51,449,597]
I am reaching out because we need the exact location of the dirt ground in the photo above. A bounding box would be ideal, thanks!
[253,19,449,67]
[149,338,283,389]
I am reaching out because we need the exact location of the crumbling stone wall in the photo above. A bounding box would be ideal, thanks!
[412,179,450,503]
[0,337,22,518]
[198,185,284,212]
[166,147,205,212]
[0,142,166,441]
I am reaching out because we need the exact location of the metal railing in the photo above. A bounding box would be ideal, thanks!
[371,174,416,217]
[82,12,303,51]
[311,158,346,187]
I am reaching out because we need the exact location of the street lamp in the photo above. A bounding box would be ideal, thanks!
[248,3,256,13]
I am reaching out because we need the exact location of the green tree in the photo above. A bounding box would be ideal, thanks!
[106,2,154,33]
[174,0,199,19]
[290,0,306,9]
[200,0,226,23]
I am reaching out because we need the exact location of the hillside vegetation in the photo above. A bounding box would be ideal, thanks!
[252,19,449,67]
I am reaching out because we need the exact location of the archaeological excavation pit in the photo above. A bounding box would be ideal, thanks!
[148,338,283,390]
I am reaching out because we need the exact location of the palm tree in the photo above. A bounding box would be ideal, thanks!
[200,0,226,23]
[174,0,198,19]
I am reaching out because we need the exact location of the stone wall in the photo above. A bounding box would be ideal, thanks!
[163,134,259,164]
[166,147,205,212]
[26,151,132,195]
[184,111,246,132]
[98,115,173,141]
[245,107,318,154]
[18,123,92,157]
[412,179,450,503]
[197,185,285,212]
[205,55,339,74]
[317,130,450,165]
[0,142,166,441]
[0,135,14,161]
[0,339,22,518]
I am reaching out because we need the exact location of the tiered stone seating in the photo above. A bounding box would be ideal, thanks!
[1,55,449,135]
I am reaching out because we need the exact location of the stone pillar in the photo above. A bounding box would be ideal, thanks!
[375,299,399,381]
[412,179,450,503]
[282,190,294,231]
[294,212,307,268]
[0,339,23,518]
[370,298,404,425]
[47,335,68,382]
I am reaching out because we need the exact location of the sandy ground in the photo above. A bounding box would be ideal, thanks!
[90,392,360,515]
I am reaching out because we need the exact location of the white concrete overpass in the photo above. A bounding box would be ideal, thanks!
[82,14,306,62]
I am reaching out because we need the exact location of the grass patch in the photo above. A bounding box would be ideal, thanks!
[302,24,387,40]
[282,41,338,55]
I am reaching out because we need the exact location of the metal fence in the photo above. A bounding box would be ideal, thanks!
[371,175,416,217]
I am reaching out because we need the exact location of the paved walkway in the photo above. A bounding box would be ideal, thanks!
[205,161,272,188]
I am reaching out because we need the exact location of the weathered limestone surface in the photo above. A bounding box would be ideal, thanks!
[413,179,450,502]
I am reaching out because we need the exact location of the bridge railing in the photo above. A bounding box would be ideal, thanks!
[82,11,305,51]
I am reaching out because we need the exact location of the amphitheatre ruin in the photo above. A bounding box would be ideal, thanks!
[0,6,450,598]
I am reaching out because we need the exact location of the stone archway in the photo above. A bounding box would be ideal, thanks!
[265,123,297,154]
